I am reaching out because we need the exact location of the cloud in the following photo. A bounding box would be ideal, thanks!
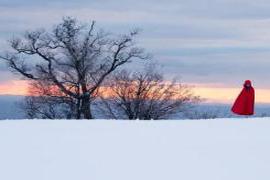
[154,51,270,88]
[3,0,270,20]
[1,0,270,94]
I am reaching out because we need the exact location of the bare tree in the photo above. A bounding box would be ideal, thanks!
[95,65,200,120]
[0,17,148,119]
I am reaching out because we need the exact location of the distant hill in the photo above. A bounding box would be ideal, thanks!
[0,95,25,119]
[190,103,270,119]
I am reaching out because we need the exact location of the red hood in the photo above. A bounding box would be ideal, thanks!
[244,80,252,87]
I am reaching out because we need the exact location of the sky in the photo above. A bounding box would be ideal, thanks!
[1,0,270,103]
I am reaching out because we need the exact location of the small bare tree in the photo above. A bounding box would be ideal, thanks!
[95,66,200,119]
[0,17,148,119]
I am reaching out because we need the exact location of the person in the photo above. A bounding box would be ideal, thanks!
[231,80,255,115]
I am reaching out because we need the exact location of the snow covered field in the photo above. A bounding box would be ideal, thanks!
[0,118,270,180]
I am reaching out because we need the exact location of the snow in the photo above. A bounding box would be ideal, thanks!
[0,118,270,180]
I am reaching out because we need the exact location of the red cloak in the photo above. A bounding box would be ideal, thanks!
[231,80,255,115]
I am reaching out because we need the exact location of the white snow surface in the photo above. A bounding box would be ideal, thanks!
[0,118,270,180]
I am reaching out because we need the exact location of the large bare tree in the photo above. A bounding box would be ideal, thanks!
[95,65,200,119]
[0,17,148,119]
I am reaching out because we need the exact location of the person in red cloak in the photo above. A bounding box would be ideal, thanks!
[231,80,255,115]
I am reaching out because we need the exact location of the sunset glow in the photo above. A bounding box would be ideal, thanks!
[1,80,270,104]
[194,87,270,104]
[0,80,28,96]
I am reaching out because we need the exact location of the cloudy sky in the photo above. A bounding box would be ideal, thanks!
[1,0,270,103]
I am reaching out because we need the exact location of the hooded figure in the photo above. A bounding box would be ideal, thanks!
[231,80,255,115]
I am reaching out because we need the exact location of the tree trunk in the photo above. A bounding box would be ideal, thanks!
[76,98,81,119]
[81,97,92,119]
